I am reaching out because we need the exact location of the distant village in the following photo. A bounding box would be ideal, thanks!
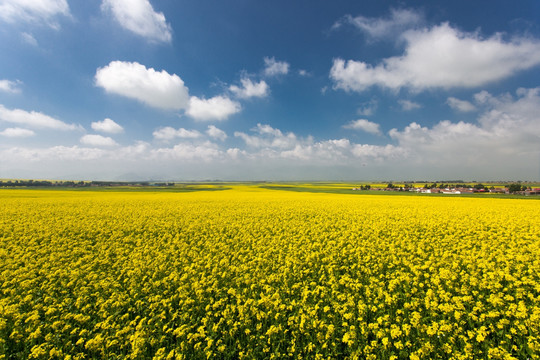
[352,182,540,195]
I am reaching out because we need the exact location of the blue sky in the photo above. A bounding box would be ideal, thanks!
[1,0,540,181]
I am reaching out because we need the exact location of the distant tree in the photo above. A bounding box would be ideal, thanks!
[508,184,522,193]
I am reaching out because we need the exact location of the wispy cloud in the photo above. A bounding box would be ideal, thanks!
[446,97,477,112]
[0,79,22,93]
[0,104,80,130]
[333,8,423,40]
[398,99,422,111]
[0,0,70,29]
[357,99,378,116]
[21,32,38,46]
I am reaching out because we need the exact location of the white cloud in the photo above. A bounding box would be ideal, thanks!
[91,118,124,134]
[263,57,290,77]
[446,97,477,112]
[101,0,172,43]
[477,88,540,137]
[226,148,245,160]
[206,125,227,141]
[334,8,422,40]
[0,0,70,28]
[151,141,221,161]
[21,32,37,46]
[398,99,422,111]
[0,104,80,130]
[0,127,35,137]
[279,138,403,163]
[331,23,540,92]
[388,88,540,168]
[95,61,189,110]
[357,99,378,116]
[2,146,108,162]
[80,134,118,147]
[186,96,241,121]
[229,78,269,99]
[343,119,382,135]
[2,88,539,180]
[235,124,306,150]
[0,79,22,93]
[153,127,202,141]
[351,144,403,159]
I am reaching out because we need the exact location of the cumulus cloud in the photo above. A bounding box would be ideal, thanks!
[0,0,70,28]
[263,57,290,77]
[0,79,22,93]
[351,144,403,159]
[101,0,172,43]
[2,88,539,180]
[2,146,108,163]
[235,124,303,149]
[153,127,202,141]
[0,104,80,130]
[398,99,422,111]
[333,8,423,40]
[388,87,540,168]
[151,141,221,161]
[231,123,402,164]
[343,119,382,135]
[331,23,540,92]
[80,134,118,147]
[186,96,241,121]
[229,78,269,99]
[476,87,540,137]
[0,127,35,137]
[91,118,124,134]
[206,125,227,141]
[446,97,477,112]
[95,61,189,110]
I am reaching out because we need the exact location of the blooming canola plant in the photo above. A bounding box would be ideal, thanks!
[0,186,539,359]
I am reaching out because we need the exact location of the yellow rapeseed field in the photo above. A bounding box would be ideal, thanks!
[0,186,539,359]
